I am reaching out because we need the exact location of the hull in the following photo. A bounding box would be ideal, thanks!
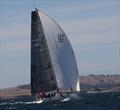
[34,92,81,104]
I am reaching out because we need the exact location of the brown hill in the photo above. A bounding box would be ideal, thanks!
[80,75,120,91]
[0,75,120,98]
[80,75,120,85]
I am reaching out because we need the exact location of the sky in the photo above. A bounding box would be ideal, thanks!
[0,0,120,89]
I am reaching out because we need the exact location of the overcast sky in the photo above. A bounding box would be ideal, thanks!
[0,0,120,89]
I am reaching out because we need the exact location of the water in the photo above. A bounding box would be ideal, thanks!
[0,92,120,110]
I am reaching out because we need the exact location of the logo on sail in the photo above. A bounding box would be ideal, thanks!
[58,34,65,43]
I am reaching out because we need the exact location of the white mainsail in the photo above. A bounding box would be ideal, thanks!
[31,9,80,94]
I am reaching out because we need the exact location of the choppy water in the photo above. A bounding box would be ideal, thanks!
[0,92,120,110]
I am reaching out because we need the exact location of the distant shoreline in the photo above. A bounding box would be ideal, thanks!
[0,75,120,98]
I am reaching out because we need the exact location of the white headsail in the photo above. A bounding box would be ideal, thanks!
[31,9,80,94]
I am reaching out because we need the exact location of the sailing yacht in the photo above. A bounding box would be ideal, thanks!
[31,9,80,102]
